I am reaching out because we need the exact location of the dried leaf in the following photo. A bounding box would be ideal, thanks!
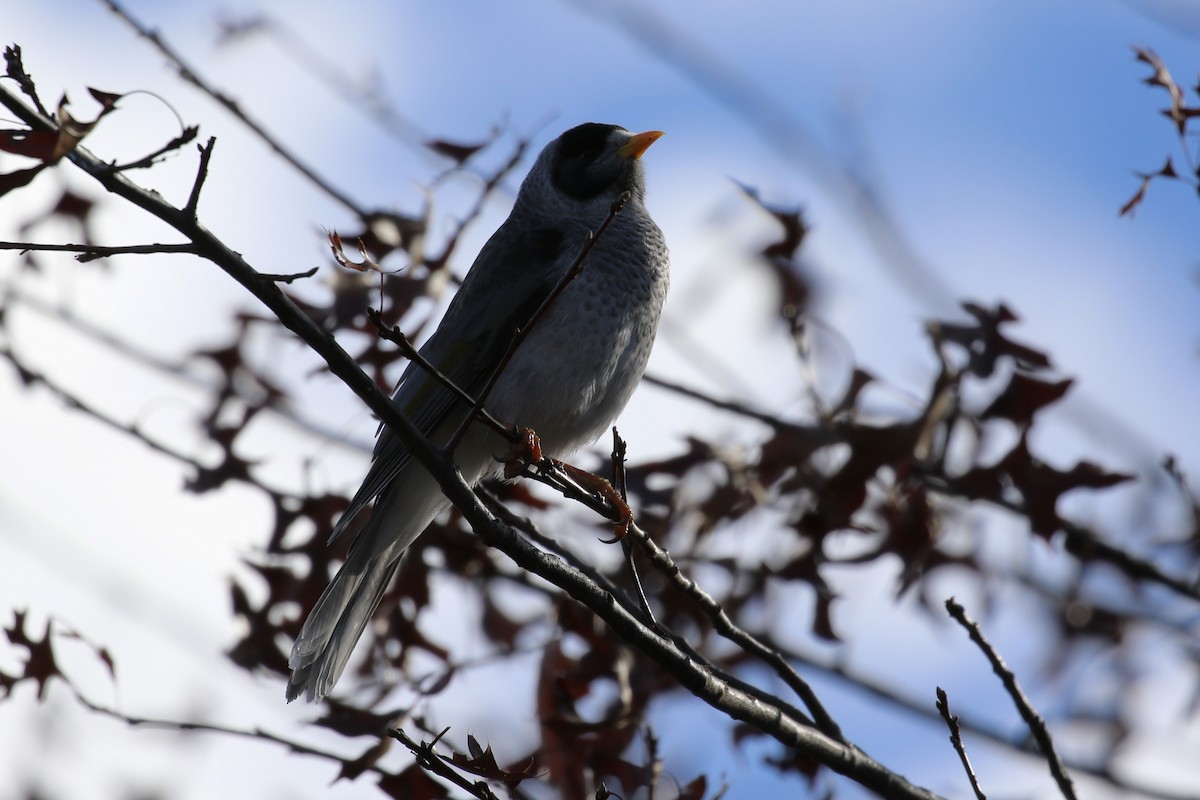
[329,231,385,273]
[376,763,449,799]
[0,129,59,159]
[447,735,539,791]
[4,611,63,700]
[981,373,1074,427]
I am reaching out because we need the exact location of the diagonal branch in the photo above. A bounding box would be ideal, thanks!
[945,598,1076,800]
[936,687,987,800]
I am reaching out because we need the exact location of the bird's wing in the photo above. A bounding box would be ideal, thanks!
[329,223,572,541]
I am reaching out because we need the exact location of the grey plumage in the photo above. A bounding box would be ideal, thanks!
[287,123,669,703]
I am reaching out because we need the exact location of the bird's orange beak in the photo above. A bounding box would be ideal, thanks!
[617,130,664,160]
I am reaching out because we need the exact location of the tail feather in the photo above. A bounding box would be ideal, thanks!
[287,426,497,702]
[287,548,398,703]
[286,494,425,703]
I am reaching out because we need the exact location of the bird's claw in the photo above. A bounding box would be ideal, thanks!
[501,426,543,479]
[558,462,634,541]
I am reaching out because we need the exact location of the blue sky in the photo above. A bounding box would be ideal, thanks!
[3,1,1200,798]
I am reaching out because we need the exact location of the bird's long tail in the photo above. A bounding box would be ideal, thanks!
[287,425,497,703]
[286,467,454,703]
[286,535,400,703]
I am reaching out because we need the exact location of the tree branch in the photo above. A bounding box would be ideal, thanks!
[945,598,1077,800]
[0,241,195,261]
[936,687,987,800]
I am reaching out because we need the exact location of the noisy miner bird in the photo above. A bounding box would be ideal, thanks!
[287,123,669,702]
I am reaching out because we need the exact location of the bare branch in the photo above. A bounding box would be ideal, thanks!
[936,687,987,800]
[388,728,502,800]
[257,266,319,283]
[183,136,215,219]
[945,598,1077,800]
[365,306,515,443]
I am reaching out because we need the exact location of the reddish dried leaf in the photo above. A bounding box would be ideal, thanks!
[86,87,123,113]
[736,180,809,261]
[447,736,539,792]
[1000,435,1134,538]
[336,737,392,782]
[4,611,62,700]
[376,763,449,799]
[799,421,921,542]
[314,699,407,738]
[185,449,255,493]
[426,137,490,164]
[735,180,812,317]
[771,556,841,642]
[0,129,58,159]
[4,45,45,114]
[329,231,384,273]
[981,373,1074,427]
[419,667,454,697]
[480,595,524,647]
[678,775,709,800]
[811,590,841,643]
[930,302,1051,376]
[57,627,116,681]
[1119,174,1151,218]
[0,163,47,197]
[590,753,655,796]
[765,746,823,782]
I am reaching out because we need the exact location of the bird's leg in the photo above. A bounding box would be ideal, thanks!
[557,461,634,541]
[497,427,633,537]
[499,425,544,479]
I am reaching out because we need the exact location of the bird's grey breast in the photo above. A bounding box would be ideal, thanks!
[487,199,668,455]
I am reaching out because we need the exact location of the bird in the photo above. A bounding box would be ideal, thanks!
[287,123,669,702]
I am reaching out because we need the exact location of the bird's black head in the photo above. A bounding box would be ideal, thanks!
[550,123,655,201]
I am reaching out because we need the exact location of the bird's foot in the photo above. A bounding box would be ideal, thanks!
[500,426,544,479]
[558,462,634,541]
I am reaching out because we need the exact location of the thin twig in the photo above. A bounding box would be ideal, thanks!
[218,13,434,153]
[364,306,515,442]
[424,136,531,272]
[477,486,635,615]
[1,344,202,471]
[624,518,844,742]
[612,429,657,627]
[752,628,1193,800]
[945,598,1077,800]
[183,136,215,219]
[643,372,838,441]
[103,123,199,171]
[75,693,397,780]
[257,266,318,283]
[388,728,501,800]
[0,241,195,261]
[936,687,986,800]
